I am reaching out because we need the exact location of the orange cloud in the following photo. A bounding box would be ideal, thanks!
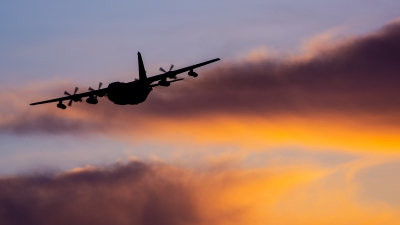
[140,116,400,153]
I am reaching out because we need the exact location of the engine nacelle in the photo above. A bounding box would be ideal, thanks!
[188,71,198,77]
[72,97,82,102]
[57,102,66,109]
[86,96,98,104]
[158,79,170,87]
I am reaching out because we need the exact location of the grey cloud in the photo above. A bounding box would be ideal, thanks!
[0,162,200,225]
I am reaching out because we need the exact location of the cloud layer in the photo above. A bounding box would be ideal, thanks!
[143,20,400,120]
[1,20,400,152]
[0,162,198,225]
[0,160,399,225]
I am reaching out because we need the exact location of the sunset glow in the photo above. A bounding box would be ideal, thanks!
[1,1,400,224]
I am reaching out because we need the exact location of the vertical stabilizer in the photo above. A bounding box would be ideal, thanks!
[138,52,147,80]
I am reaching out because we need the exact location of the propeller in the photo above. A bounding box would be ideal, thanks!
[89,82,103,93]
[159,64,174,73]
[88,82,104,99]
[64,87,80,107]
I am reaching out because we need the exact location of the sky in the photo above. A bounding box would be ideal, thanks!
[1,1,400,224]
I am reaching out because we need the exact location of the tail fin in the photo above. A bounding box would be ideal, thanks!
[138,52,147,80]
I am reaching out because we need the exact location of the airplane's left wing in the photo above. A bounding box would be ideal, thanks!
[30,88,108,106]
[146,58,220,84]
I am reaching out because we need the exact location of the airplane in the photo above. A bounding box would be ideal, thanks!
[30,52,220,109]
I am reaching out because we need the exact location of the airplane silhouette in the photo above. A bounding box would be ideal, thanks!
[30,52,220,109]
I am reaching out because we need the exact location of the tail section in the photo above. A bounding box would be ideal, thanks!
[138,52,147,80]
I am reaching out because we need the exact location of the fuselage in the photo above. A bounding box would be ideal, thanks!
[106,80,152,105]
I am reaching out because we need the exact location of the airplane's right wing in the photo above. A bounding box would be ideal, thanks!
[30,87,108,106]
[146,58,220,84]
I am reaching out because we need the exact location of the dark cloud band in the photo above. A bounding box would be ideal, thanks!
[0,162,200,225]
[2,20,400,135]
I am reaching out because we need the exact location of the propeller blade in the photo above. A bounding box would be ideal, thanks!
[169,64,174,71]
[64,87,79,106]
[90,82,103,92]
[160,67,166,73]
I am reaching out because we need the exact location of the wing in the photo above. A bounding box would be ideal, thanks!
[146,58,220,84]
[30,88,108,106]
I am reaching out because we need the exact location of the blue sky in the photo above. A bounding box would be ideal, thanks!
[1,0,400,85]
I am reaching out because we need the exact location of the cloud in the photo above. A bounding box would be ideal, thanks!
[146,20,400,120]
[0,160,399,225]
[1,20,400,152]
[0,162,198,225]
